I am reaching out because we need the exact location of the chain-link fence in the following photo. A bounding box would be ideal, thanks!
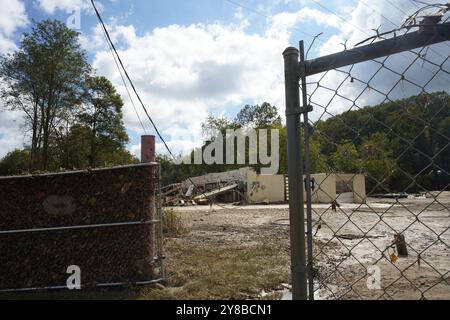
[0,163,165,292]
[284,9,449,300]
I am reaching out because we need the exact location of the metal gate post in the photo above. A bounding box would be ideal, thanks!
[299,41,315,300]
[283,47,307,300]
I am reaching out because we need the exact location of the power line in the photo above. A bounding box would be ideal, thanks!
[411,0,427,8]
[393,1,417,16]
[310,0,372,37]
[91,0,244,210]
[411,0,442,8]
[223,0,320,41]
[359,0,399,29]
[90,0,175,159]
[99,21,148,134]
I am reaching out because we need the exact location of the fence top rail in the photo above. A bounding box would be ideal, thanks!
[0,162,158,181]
[302,22,450,77]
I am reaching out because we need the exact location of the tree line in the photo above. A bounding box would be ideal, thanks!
[0,20,136,175]
[159,92,450,194]
[315,91,450,193]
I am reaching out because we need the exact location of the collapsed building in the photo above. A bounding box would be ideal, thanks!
[163,167,366,206]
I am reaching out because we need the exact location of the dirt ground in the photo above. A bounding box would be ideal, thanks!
[154,204,293,300]
[308,194,450,300]
[162,193,449,300]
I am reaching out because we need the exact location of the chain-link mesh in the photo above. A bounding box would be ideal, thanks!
[0,163,164,292]
[300,18,450,300]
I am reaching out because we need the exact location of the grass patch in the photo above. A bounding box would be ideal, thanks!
[139,240,290,300]
[163,209,186,237]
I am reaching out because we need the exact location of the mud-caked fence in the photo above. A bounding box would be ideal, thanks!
[0,136,164,292]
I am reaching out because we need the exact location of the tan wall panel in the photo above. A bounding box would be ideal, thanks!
[247,170,286,203]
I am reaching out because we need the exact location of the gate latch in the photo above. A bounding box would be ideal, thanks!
[304,177,316,191]
[286,105,313,116]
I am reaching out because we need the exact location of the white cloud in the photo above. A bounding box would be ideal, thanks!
[35,0,95,14]
[0,0,28,36]
[267,7,342,39]
[87,18,293,155]
[0,34,18,54]
[0,0,28,53]
[0,110,26,158]
[315,0,416,56]
[0,0,28,157]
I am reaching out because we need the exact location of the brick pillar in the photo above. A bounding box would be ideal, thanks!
[141,135,156,163]
[141,135,156,279]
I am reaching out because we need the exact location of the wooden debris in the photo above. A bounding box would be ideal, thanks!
[395,234,409,257]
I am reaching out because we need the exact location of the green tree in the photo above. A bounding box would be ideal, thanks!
[330,140,361,173]
[0,19,90,170]
[55,124,91,169]
[202,113,238,140]
[235,102,282,128]
[0,149,30,175]
[309,138,328,174]
[79,76,129,167]
[360,132,395,194]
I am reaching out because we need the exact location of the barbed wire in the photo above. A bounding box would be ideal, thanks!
[355,2,450,47]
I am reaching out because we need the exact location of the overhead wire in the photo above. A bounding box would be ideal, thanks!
[223,0,322,42]
[91,0,251,211]
[91,0,176,159]
[98,21,148,134]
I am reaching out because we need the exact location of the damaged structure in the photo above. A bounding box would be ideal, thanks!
[165,167,366,206]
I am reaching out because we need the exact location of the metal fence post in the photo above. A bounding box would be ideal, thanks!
[299,40,315,301]
[283,47,307,300]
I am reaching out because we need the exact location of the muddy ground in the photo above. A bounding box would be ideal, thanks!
[168,194,449,300]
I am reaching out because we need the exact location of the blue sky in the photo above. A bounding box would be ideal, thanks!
[0,0,447,159]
